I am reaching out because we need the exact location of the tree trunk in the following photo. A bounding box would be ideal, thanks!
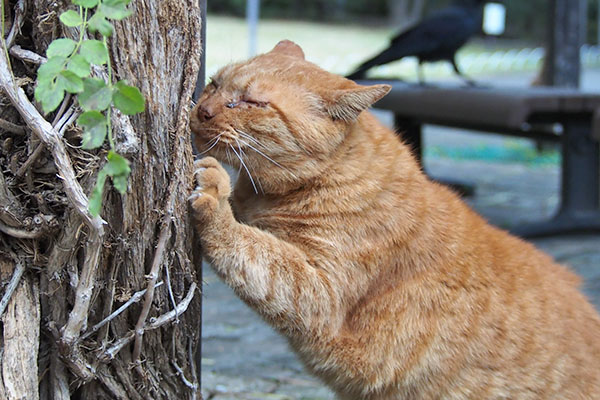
[0,0,203,399]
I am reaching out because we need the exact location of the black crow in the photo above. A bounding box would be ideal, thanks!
[346,0,485,84]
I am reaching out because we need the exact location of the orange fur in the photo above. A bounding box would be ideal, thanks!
[189,40,600,399]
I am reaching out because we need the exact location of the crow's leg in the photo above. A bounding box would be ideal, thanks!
[417,61,426,85]
[451,58,476,86]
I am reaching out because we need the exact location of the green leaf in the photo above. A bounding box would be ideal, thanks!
[35,80,65,114]
[59,10,83,27]
[88,168,108,217]
[106,150,131,176]
[37,56,66,82]
[99,0,132,20]
[73,0,99,8]
[78,111,107,149]
[34,79,49,103]
[87,11,114,36]
[47,38,77,58]
[106,151,130,194]
[113,81,145,115]
[80,40,109,65]
[111,173,128,194]
[57,70,84,93]
[79,78,113,111]
[67,54,91,78]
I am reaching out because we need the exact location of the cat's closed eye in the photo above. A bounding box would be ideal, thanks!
[226,99,268,109]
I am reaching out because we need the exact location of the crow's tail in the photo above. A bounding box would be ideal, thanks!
[346,47,406,80]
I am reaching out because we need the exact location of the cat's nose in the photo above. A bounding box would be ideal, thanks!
[196,104,214,122]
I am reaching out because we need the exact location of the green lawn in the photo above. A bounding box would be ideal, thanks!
[205,15,568,166]
[205,15,547,82]
[206,15,392,76]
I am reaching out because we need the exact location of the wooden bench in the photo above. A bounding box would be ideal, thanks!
[364,80,600,237]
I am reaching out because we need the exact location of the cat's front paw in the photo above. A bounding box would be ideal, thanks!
[189,157,231,224]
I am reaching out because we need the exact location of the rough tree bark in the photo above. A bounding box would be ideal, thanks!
[0,0,203,399]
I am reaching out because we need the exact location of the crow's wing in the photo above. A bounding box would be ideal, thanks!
[347,6,479,79]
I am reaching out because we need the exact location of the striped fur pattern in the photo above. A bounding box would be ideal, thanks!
[189,40,600,399]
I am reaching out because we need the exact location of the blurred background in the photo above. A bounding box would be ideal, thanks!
[205,0,600,80]
[201,2,600,399]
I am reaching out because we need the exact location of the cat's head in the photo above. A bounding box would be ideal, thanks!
[190,40,390,189]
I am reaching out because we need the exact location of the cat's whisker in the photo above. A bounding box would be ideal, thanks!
[236,138,264,194]
[233,137,244,175]
[235,129,268,149]
[236,137,283,169]
[199,133,224,155]
[229,143,258,194]
[236,136,300,181]
[225,147,233,166]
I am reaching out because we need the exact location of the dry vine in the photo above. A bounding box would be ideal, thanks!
[0,0,203,398]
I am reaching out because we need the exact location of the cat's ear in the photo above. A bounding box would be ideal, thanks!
[325,84,391,122]
[270,40,305,59]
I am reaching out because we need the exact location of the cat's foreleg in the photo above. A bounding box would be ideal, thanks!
[189,157,342,335]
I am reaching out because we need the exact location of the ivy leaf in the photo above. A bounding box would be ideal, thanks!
[89,167,108,217]
[59,10,83,27]
[111,173,128,194]
[99,0,132,20]
[35,79,65,114]
[113,81,145,115]
[67,54,91,78]
[37,56,66,82]
[80,40,109,65]
[47,38,77,58]
[79,78,113,111]
[106,151,131,194]
[88,11,114,37]
[72,0,99,8]
[57,70,84,93]
[106,150,131,176]
[78,111,107,149]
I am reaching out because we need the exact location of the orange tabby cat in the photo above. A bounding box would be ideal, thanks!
[189,40,600,399]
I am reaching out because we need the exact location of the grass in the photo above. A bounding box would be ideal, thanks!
[206,14,546,81]
[206,14,565,167]
[206,15,392,75]
[426,142,560,166]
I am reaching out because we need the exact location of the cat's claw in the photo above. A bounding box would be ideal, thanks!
[190,157,231,223]
[188,191,203,202]
[194,166,206,175]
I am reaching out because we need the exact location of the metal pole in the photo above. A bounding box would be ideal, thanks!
[247,0,260,57]
[194,0,207,395]
[580,0,588,46]
[547,0,582,88]
[194,0,207,102]
[598,0,600,45]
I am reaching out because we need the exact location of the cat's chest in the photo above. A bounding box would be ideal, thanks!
[231,192,306,240]
[232,197,262,225]
[231,192,277,226]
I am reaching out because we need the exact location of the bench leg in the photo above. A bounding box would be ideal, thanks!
[393,116,422,162]
[512,117,600,237]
